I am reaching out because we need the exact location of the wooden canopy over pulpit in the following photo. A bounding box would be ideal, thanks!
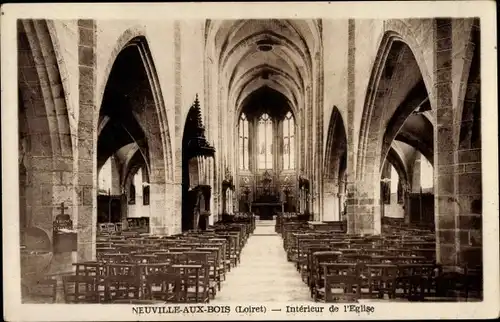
[182,95,216,231]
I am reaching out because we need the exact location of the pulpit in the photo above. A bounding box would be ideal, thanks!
[182,94,216,231]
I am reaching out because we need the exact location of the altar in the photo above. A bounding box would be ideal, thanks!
[250,202,284,220]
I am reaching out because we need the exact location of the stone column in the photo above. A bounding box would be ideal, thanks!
[434,18,458,267]
[454,19,482,269]
[323,181,339,221]
[76,19,97,262]
[412,154,422,192]
[338,192,345,220]
[172,20,183,235]
[433,18,483,269]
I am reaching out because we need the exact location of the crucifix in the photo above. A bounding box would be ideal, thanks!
[54,201,73,232]
[59,202,68,216]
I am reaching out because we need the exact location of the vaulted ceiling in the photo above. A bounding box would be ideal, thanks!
[207,19,321,116]
[98,42,150,177]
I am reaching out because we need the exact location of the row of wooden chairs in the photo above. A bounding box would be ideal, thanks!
[24,215,256,304]
[278,218,482,302]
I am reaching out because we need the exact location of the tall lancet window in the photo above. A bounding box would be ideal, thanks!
[258,113,273,169]
[420,156,434,190]
[283,111,295,170]
[239,113,249,170]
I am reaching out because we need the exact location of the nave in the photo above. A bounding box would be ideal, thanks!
[15,17,486,307]
[212,220,310,303]
[23,214,482,304]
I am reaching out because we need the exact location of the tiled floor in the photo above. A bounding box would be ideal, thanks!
[212,220,312,303]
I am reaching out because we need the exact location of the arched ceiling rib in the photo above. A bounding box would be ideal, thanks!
[230,64,304,97]
[238,81,297,115]
[233,66,301,113]
[208,19,320,115]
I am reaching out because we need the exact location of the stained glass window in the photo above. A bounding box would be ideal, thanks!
[258,113,273,169]
[283,111,295,170]
[239,113,249,170]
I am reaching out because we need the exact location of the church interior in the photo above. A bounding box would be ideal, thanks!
[17,18,483,303]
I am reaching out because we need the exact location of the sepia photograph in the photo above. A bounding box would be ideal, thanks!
[2,1,498,321]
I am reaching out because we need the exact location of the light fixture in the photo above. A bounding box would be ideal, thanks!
[256,38,278,52]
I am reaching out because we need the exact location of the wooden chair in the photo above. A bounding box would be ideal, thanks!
[195,247,222,293]
[306,246,332,287]
[396,263,436,301]
[320,263,360,303]
[208,240,227,281]
[173,264,209,303]
[105,263,139,277]
[362,264,399,299]
[311,251,343,300]
[62,275,99,303]
[143,272,182,303]
[103,275,141,303]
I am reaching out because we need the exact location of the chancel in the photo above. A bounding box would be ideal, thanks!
[16,17,484,304]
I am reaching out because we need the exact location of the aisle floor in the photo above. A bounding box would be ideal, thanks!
[212,220,312,303]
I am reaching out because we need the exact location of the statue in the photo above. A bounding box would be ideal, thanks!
[193,189,203,230]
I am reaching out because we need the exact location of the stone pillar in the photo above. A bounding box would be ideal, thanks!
[433,18,483,269]
[323,181,339,221]
[165,182,181,235]
[345,18,360,235]
[229,189,234,214]
[412,154,422,192]
[221,189,227,214]
[404,187,411,225]
[148,178,168,235]
[434,18,454,268]
[338,192,346,220]
[347,178,382,235]
[26,157,75,275]
[76,19,96,262]
[110,155,121,195]
[454,20,482,268]
[173,20,183,235]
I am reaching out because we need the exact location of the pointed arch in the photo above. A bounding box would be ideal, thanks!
[17,19,74,246]
[357,26,434,181]
[18,19,73,158]
[98,28,173,181]
[324,106,347,180]
[458,19,481,151]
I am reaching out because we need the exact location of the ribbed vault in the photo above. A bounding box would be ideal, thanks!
[206,19,320,116]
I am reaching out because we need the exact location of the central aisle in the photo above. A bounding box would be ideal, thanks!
[212,220,312,303]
